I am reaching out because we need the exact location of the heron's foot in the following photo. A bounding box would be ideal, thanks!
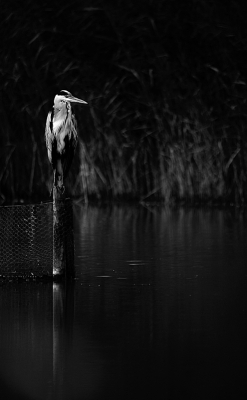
[53,183,65,195]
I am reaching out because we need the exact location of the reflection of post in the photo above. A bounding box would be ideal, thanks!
[53,187,74,278]
[52,282,74,400]
[53,282,65,400]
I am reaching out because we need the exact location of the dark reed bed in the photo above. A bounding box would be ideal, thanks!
[1,0,247,205]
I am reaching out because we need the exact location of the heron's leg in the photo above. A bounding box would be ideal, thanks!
[53,170,56,186]
[49,170,56,197]
[56,172,65,194]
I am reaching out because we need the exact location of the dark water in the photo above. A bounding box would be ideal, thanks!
[0,206,247,399]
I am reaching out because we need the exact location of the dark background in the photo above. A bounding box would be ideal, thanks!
[1,0,247,204]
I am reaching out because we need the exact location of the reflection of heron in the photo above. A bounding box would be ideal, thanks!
[45,90,87,191]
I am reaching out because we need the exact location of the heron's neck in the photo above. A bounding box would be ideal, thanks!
[53,107,70,133]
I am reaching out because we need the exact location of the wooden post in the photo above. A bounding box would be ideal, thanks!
[53,186,74,278]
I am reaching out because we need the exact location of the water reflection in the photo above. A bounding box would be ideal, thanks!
[74,206,247,399]
[0,206,247,399]
[0,281,53,399]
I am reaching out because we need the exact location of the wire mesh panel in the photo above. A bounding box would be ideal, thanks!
[0,200,74,278]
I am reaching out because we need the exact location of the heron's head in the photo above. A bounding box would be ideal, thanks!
[54,90,87,111]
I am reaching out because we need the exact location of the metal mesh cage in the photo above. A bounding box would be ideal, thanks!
[0,200,74,278]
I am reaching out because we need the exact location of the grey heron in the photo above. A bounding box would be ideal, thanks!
[45,89,87,191]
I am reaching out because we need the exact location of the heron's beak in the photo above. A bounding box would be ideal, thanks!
[67,95,88,105]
